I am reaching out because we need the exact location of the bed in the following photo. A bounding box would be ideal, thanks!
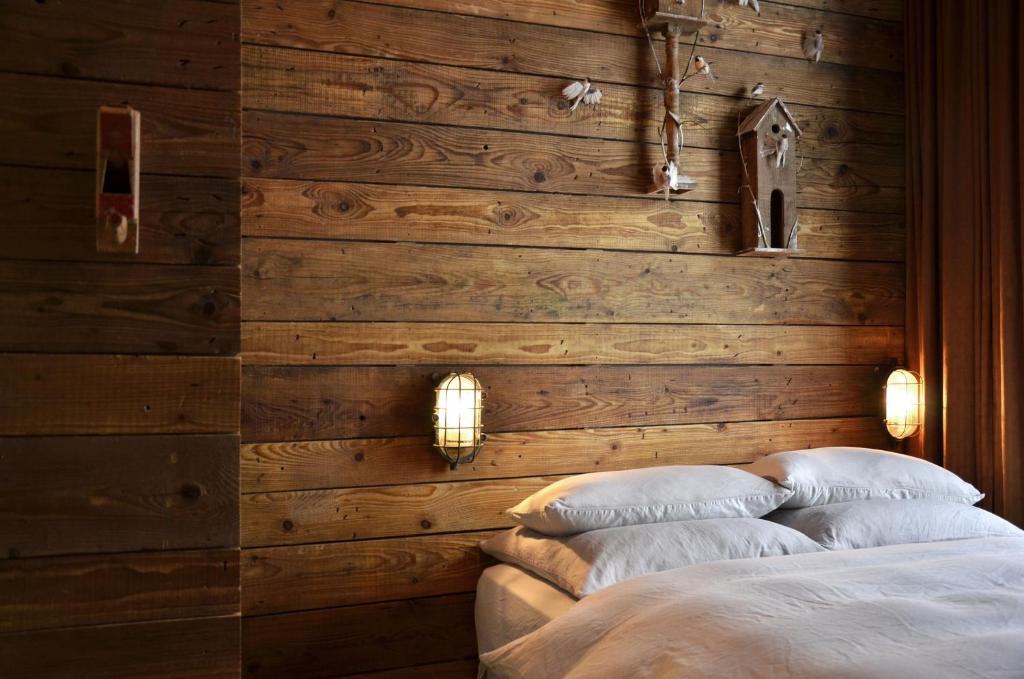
[475,448,1024,678]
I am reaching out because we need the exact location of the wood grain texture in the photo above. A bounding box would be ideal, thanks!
[243,239,904,326]
[362,0,902,65]
[242,475,548,545]
[0,435,238,558]
[242,322,902,366]
[0,73,239,177]
[244,113,904,213]
[242,364,883,442]
[242,46,904,163]
[243,531,495,614]
[242,0,902,114]
[242,594,476,678]
[241,179,904,262]
[0,615,240,679]
[0,261,239,355]
[0,0,239,90]
[0,355,239,436]
[241,416,891,492]
[2,167,240,266]
[0,548,238,632]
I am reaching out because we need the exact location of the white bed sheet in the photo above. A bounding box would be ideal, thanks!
[475,563,577,654]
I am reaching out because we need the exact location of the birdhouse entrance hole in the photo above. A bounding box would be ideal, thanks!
[770,190,786,248]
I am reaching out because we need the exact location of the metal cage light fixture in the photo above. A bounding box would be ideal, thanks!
[884,368,922,440]
[433,372,486,469]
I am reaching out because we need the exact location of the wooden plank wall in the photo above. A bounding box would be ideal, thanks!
[0,1,241,676]
[239,0,905,676]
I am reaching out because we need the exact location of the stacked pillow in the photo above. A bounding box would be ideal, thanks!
[744,447,1023,549]
[481,465,823,597]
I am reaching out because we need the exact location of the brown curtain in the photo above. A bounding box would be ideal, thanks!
[906,0,1024,524]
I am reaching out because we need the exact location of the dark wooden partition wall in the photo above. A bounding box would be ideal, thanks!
[239,1,905,677]
[0,1,241,677]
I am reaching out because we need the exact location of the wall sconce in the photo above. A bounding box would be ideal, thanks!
[884,368,922,440]
[433,372,485,469]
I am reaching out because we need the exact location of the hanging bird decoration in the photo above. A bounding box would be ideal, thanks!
[802,29,824,63]
[762,127,791,168]
[738,0,760,15]
[561,78,603,112]
[750,82,765,97]
[693,55,715,82]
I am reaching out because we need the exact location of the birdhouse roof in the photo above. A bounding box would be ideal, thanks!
[737,97,803,138]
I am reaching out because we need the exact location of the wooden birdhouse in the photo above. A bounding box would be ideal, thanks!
[641,0,708,34]
[737,97,802,256]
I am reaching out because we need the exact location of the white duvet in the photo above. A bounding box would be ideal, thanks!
[480,537,1024,679]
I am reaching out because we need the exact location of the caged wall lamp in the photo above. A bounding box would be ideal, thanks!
[433,372,486,469]
[884,368,923,440]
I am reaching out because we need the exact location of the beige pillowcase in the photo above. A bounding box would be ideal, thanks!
[482,518,825,598]
[745,447,983,509]
[507,465,793,536]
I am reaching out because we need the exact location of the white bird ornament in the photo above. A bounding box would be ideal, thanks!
[650,161,697,200]
[693,56,715,82]
[751,82,765,97]
[561,78,603,111]
[803,29,824,63]
[738,0,760,15]
[762,132,790,168]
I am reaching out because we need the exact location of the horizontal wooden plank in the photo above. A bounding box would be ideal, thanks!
[362,1,902,65]
[244,113,904,213]
[1,73,239,177]
[2,167,240,266]
[242,46,904,163]
[242,594,476,678]
[241,364,883,441]
[241,416,892,492]
[0,261,239,355]
[0,615,240,679]
[241,0,903,114]
[242,239,904,326]
[783,0,901,22]
[241,179,904,262]
[0,435,238,558]
[0,0,239,90]
[242,473,547,545]
[0,548,238,632]
[242,322,903,366]
[243,532,494,614]
[0,355,239,435]
[337,659,478,679]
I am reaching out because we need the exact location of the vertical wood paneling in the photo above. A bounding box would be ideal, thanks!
[240,0,905,676]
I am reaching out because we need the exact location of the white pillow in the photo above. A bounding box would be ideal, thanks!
[507,465,793,536]
[481,518,824,597]
[744,447,983,509]
[768,499,1023,550]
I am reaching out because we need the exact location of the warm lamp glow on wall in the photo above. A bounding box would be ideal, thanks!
[884,368,922,440]
[433,372,485,469]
